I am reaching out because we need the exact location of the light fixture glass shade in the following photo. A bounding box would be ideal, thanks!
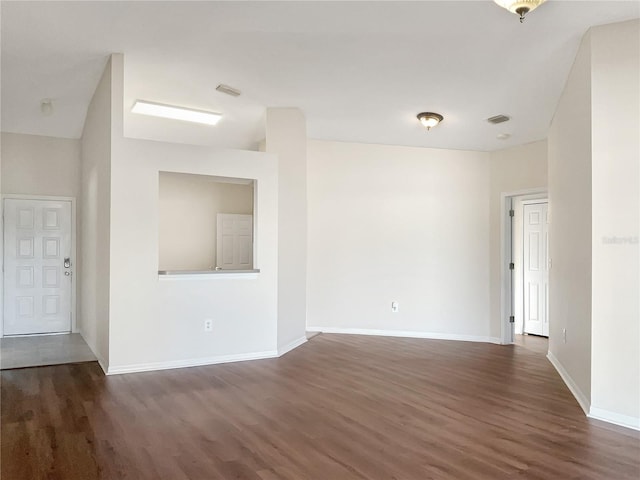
[417,112,443,130]
[132,100,222,125]
[493,0,546,15]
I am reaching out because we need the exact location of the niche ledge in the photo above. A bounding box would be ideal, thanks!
[158,269,260,280]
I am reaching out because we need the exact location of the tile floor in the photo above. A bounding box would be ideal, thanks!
[0,333,96,370]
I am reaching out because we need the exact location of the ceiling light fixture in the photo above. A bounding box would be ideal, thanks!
[417,112,443,131]
[131,100,222,125]
[493,0,547,23]
[40,98,53,116]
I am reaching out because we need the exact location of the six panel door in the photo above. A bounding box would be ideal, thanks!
[216,214,253,270]
[523,202,549,337]
[3,199,72,335]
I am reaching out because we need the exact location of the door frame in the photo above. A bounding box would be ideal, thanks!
[500,188,547,345]
[0,194,77,338]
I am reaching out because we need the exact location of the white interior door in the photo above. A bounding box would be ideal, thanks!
[216,214,253,270]
[3,198,73,335]
[523,202,549,337]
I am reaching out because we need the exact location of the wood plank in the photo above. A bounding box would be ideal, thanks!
[1,334,638,479]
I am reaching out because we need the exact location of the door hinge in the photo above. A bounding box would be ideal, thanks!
[509,316,515,323]
[509,262,515,270]
[509,209,515,217]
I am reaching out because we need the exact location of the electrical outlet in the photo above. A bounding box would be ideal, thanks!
[204,319,213,332]
[562,328,567,344]
[391,301,399,313]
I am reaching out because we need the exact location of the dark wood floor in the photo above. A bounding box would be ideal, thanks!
[2,334,639,479]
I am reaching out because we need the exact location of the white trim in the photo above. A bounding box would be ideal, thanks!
[2,194,76,202]
[105,350,279,375]
[278,336,307,356]
[588,407,640,431]
[500,187,548,345]
[78,329,107,374]
[307,326,501,344]
[546,351,591,415]
[520,198,548,206]
[1,194,78,338]
[96,356,108,375]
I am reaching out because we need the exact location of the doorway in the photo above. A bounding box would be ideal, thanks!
[1,195,94,369]
[3,197,73,335]
[500,189,548,345]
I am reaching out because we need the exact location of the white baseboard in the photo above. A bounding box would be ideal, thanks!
[78,329,108,374]
[278,336,307,356]
[546,351,591,415]
[97,358,108,375]
[306,326,501,345]
[589,407,640,431]
[106,350,279,375]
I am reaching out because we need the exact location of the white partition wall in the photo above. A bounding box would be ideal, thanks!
[589,20,640,429]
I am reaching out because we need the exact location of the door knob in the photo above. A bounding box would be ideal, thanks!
[64,271,72,276]
[64,258,71,268]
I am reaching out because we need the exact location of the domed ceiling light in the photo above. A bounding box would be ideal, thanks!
[417,112,443,131]
[494,0,547,23]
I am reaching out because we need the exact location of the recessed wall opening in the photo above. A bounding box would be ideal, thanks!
[158,172,256,273]
[501,188,548,352]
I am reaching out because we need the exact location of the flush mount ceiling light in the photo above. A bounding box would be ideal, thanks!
[417,112,443,131]
[494,0,547,23]
[131,100,222,125]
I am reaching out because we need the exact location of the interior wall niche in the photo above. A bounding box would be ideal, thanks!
[158,172,254,271]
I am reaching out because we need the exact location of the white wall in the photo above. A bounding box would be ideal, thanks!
[80,57,113,366]
[547,31,593,409]
[0,131,2,336]
[488,140,548,340]
[307,139,492,341]
[108,140,279,372]
[98,54,280,372]
[590,20,639,427]
[265,108,308,351]
[1,132,83,330]
[158,172,253,271]
[1,133,81,198]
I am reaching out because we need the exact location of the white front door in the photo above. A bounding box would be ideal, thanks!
[216,214,253,270]
[3,198,73,335]
[523,202,549,337]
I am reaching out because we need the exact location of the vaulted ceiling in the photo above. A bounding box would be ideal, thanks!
[2,1,638,151]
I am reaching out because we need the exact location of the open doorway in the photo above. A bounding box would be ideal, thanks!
[500,189,548,350]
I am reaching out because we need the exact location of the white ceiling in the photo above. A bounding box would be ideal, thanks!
[2,1,638,151]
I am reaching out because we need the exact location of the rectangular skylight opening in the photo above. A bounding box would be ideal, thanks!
[131,100,222,125]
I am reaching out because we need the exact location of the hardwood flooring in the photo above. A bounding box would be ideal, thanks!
[1,334,639,479]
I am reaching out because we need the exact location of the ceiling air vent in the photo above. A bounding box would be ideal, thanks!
[216,84,241,97]
[487,114,511,124]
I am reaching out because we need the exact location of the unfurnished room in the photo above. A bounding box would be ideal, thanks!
[0,1,639,479]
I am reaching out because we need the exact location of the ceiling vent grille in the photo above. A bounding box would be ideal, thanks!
[216,84,241,97]
[487,114,511,124]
